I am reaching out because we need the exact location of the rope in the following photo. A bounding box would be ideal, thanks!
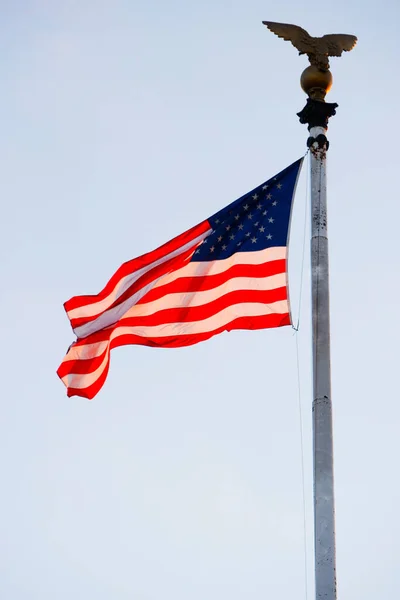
[295,330,309,600]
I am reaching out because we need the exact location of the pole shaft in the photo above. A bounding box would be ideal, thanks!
[309,126,336,600]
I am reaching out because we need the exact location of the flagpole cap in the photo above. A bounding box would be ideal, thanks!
[300,66,333,101]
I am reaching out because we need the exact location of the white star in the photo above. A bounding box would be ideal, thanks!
[243,203,249,211]
[252,193,258,200]
[237,241,242,247]
[217,236,223,242]
[195,249,200,254]
[268,217,274,223]
[215,219,220,224]
[226,225,231,231]
[259,226,265,233]
[210,246,215,253]
[262,184,268,190]
[229,233,235,240]
[266,234,272,240]
[266,193,272,200]
[254,221,259,227]
[251,236,257,244]
[256,203,262,210]
[245,232,251,237]
[222,244,227,250]
[272,200,278,206]
[247,213,253,220]
[262,210,267,216]
[234,214,240,220]
[238,223,244,230]
[202,238,208,244]
[276,183,282,189]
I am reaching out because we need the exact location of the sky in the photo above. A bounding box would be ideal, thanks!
[1,1,400,598]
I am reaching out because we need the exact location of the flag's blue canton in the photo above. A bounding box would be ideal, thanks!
[192,159,302,262]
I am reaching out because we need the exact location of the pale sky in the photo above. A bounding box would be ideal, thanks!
[1,1,399,598]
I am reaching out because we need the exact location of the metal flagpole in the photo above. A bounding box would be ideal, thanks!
[300,106,337,600]
[298,87,339,600]
[263,21,357,600]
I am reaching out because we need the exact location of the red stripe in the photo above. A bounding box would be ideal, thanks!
[57,346,108,378]
[137,259,286,305]
[65,358,111,400]
[65,220,210,313]
[69,242,199,330]
[69,258,286,330]
[115,287,288,327]
[60,312,290,399]
[68,287,287,348]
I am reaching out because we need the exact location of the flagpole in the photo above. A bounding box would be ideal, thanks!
[297,72,339,600]
[263,22,356,600]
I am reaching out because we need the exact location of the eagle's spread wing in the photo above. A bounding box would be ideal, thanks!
[262,22,313,53]
[322,34,358,57]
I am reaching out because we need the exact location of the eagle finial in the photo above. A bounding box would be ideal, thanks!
[262,21,357,71]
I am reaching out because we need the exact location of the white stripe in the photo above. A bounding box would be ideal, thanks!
[67,340,109,361]
[62,344,110,390]
[65,299,289,389]
[67,229,211,321]
[152,247,287,290]
[123,272,286,318]
[74,271,170,338]
[74,247,287,338]
[114,300,289,338]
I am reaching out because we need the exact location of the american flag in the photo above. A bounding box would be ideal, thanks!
[57,158,303,399]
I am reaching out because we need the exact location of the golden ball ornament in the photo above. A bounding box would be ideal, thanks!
[300,66,333,100]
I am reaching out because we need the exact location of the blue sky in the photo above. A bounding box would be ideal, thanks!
[1,1,399,598]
